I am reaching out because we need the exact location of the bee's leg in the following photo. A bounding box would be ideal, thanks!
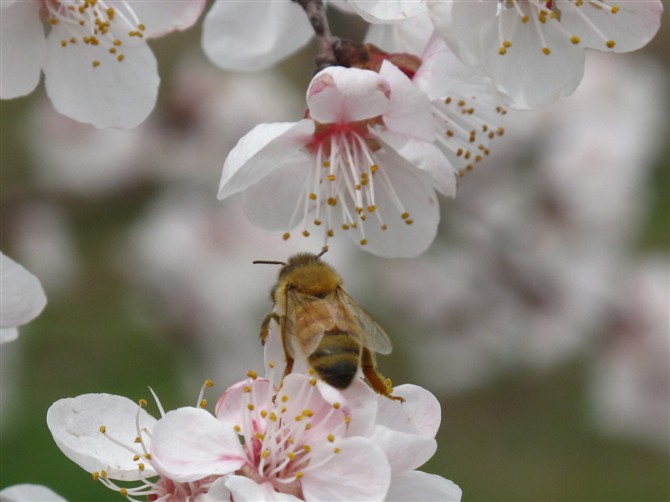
[361,348,405,402]
[283,355,295,377]
[260,312,280,345]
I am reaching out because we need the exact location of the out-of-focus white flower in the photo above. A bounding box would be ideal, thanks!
[47,385,229,500]
[1,0,206,128]
[0,252,47,343]
[218,62,456,257]
[0,484,66,501]
[347,0,427,23]
[427,0,663,108]
[588,257,670,451]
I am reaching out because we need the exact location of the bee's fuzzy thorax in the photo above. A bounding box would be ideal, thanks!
[280,253,342,298]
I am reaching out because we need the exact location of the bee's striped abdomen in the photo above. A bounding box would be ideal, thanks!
[308,330,361,389]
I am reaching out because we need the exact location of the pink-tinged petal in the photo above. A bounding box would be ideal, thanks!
[370,425,437,473]
[128,0,206,38]
[0,1,45,99]
[481,12,585,109]
[0,253,46,335]
[558,0,663,53]
[151,407,245,482]
[225,476,301,501]
[46,394,158,480]
[307,66,391,124]
[215,378,274,430]
[333,379,379,437]
[373,130,456,197]
[0,484,67,502]
[202,0,313,71]
[301,437,391,501]
[350,0,427,23]
[376,384,441,437]
[198,477,232,502]
[43,32,158,129]
[386,471,462,501]
[346,149,440,258]
[378,60,434,141]
[218,120,314,200]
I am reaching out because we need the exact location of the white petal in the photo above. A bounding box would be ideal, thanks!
[379,60,434,141]
[373,130,456,196]
[376,384,441,437]
[128,0,206,38]
[370,425,437,473]
[302,437,391,501]
[0,328,19,344]
[202,0,313,71]
[0,253,46,333]
[307,66,391,124]
[350,0,427,23]
[0,484,67,502]
[349,148,440,258]
[386,471,462,501]
[43,31,159,129]
[241,152,314,231]
[150,407,245,482]
[225,476,301,502]
[481,11,585,109]
[218,120,314,200]
[46,393,158,480]
[558,0,663,53]
[0,1,45,99]
[365,12,435,54]
[197,477,232,502]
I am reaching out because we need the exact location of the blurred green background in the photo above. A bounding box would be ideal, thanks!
[1,4,668,501]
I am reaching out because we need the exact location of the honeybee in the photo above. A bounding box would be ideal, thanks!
[255,249,403,401]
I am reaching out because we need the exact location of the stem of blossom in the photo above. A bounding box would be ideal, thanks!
[294,0,337,71]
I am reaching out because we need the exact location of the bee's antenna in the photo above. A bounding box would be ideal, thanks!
[253,260,286,266]
[317,245,329,258]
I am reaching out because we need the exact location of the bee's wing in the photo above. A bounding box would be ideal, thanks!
[335,288,393,355]
[284,289,334,359]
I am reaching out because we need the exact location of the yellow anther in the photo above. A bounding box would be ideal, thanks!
[281,395,289,402]
[302,230,310,237]
[262,450,270,459]
[370,164,378,173]
[199,399,207,408]
[606,40,616,48]
[334,447,341,454]
[282,232,290,241]
[138,399,148,407]
[145,453,152,460]
[521,15,529,22]
[99,425,106,433]
[117,54,125,62]
[542,47,551,55]
[327,229,334,237]
[295,471,304,479]
[234,425,241,432]
[60,40,68,47]
[120,488,128,497]
[333,402,341,410]
[367,205,376,213]
[322,161,330,168]
[570,35,581,44]
[303,444,312,453]
[302,409,314,417]
[134,437,141,443]
[309,377,317,386]
[309,193,317,201]
[92,472,99,480]
[314,219,322,226]
[327,197,337,206]
[133,455,140,461]
[247,403,255,411]
[327,174,336,181]
[113,39,122,46]
[611,5,619,13]
[327,434,335,442]
[360,239,368,246]
[92,60,101,68]
[287,452,296,460]
[341,224,350,230]
[381,224,388,231]
[138,463,145,471]
[405,219,414,225]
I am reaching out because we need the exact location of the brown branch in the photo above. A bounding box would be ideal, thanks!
[294,0,337,71]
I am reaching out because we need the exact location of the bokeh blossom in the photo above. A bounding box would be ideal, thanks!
[0,484,66,501]
[426,0,663,108]
[218,62,456,257]
[0,252,47,343]
[0,0,206,128]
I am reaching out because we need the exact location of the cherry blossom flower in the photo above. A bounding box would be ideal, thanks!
[1,252,47,343]
[217,62,456,257]
[47,384,230,500]
[150,368,461,501]
[426,0,664,108]
[0,0,206,128]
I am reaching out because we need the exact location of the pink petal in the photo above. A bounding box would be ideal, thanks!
[376,384,441,437]
[43,31,159,129]
[307,66,391,124]
[370,425,437,473]
[301,437,391,500]
[202,0,313,71]
[151,407,245,482]
[0,1,45,99]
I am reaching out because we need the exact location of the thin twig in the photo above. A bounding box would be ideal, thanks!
[294,0,337,71]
